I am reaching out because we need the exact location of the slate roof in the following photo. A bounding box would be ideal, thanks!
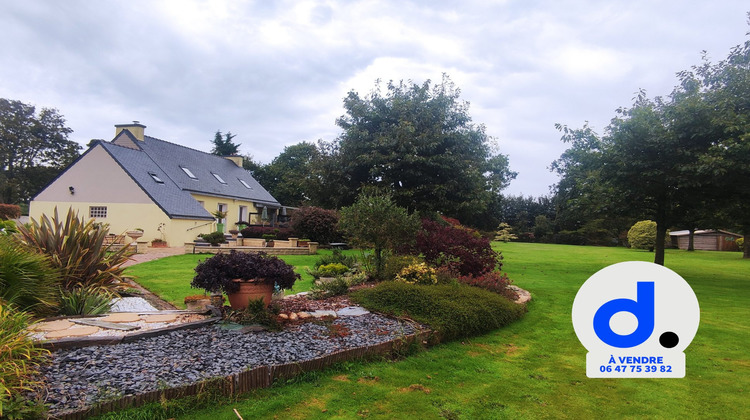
[97,130,280,220]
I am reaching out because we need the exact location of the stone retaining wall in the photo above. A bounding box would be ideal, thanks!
[184,241,319,255]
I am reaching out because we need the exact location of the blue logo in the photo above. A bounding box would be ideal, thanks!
[592,281,654,348]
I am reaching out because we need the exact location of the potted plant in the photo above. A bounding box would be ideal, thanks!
[212,209,228,233]
[298,238,310,247]
[151,238,167,248]
[228,229,240,240]
[191,251,299,309]
[262,233,275,248]
[184,294,211,311]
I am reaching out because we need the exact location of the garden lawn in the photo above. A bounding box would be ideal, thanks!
[108,243,749,419]
[123,250,361,308]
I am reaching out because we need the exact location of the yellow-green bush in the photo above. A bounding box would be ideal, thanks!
[395,262,437,285]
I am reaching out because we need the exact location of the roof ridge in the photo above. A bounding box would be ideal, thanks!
[144,135,231,161]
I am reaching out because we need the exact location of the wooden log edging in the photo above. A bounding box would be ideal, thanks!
[50,329,433,420]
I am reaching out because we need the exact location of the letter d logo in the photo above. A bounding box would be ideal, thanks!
[572,262,700,378]
[593,282,654,348]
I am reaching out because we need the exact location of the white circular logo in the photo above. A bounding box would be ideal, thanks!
[572,261,700,378]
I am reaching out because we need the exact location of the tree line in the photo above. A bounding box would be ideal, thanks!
[549,24,750,262]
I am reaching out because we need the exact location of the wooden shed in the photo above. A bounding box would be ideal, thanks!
[669,229,742,251]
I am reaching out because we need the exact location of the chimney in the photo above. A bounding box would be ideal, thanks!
[226,155,243,167]
[115,121,146,141]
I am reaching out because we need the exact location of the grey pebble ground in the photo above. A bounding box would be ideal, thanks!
[40,313,417,415]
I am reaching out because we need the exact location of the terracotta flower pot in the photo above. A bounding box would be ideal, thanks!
[227,280,274,309]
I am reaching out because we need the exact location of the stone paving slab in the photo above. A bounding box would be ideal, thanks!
[32,320,74,332]
[100,313,141,323]
[142,314,178,323]
[46,326,100,339]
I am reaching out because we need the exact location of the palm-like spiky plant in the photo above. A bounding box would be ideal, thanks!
[17,208,132,291]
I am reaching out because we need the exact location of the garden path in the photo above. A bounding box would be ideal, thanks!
[121,246,185,267]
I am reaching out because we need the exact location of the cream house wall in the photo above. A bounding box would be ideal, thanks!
[189,193,261,231]
[29,144,213,246]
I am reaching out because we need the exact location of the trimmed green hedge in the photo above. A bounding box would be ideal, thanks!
[350,282,526,341]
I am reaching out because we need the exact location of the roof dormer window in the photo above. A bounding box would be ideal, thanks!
[181,166,197,179]
[212,172,227,184]
[149,172,164,184]
[239,179,253,189]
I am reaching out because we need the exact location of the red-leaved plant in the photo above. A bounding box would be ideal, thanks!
[457,272,518,301]
[412,218,501,277]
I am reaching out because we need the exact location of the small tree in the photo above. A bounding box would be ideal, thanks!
[495,222,517,243]
[338,191,420,280]
[627,220,657,250]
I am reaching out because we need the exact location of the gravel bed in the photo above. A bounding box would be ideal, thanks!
[40,313,417,415]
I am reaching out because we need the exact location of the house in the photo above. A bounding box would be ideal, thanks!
[669,229,742,251]
[30,122,282,246]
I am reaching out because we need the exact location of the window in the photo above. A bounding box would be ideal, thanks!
[90,206,107,218]
[181,167,197,179]
[239,179,253,189]
[149,172,164,183]
[212,173,227,184]
[239,205,247,223]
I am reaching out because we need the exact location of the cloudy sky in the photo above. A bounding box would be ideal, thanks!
[2,1,748,197]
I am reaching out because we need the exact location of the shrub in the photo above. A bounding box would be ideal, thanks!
[395,262,437,285]
[316,263,350,277]
[350,282,526,341]
[737,237,745,251]
[0,303,50,419]
[0,236,59,316]
[199,231,226,246]
[0,220,18,235]
[383,255,423,281]
[224,297,280,331]
[0,204,21,220]
[239,226,293,240]
[17,208,131,291]
[310,277,350,300]
[313,250,357,270]
[413,218,501,277]
[627,220,657,250]
[192,251,299,294]
[290,206,340,244]
[58,285,113,316]
[457,272,517,301]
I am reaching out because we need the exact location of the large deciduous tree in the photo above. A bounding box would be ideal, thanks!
[252,142,320,207]
[322,75,516,224]
[0,99,79,204]
[690,30,750,257]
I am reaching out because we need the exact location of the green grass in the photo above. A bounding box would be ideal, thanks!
[123,250,361,308]
[108,244,749,419]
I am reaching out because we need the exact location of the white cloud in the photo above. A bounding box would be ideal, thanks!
[1,0,748,196]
